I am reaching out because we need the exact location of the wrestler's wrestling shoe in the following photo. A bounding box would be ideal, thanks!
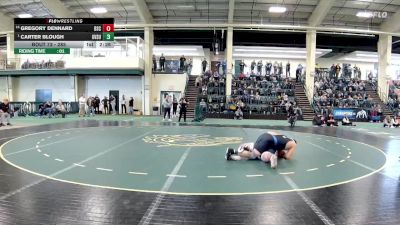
[225,148,235,160]
[270,152,278,169]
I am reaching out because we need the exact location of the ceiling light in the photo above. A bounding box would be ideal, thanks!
[342,57,378,63]
[90,7,107,14]
[269,6,287,13]
[154,48,197,51]
[177,5,194,8]
[356,11,373,18]
[234,48,323,54]
[18,13,32,18]
[233,53,305,59]
[355,53,377,58]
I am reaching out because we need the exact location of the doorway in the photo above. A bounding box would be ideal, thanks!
[159,91,181,114]
[109,90,119,114]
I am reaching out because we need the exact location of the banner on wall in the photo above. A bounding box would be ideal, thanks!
[234,60,241,76]
[211,61,226,75]
[164,60,180,74]
[333,108,369,121]
[35,89,52,102]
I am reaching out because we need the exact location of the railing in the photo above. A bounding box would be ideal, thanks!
[0,58,20,70]
[301,75,313,107]
[183,72,189,96]
[376,85,388,103]
[196,94,296,119]
[0,58,66,70]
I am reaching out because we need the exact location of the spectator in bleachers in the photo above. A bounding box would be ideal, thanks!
[213,71,219,80]
[234,107,244,120]
[195,76,202,87]
[200,99,207,112]
[201,85,208,95]
[0,98,11,126]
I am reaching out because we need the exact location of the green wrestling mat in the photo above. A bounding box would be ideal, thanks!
[0,124,386,195]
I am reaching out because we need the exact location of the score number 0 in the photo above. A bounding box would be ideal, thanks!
[102,24,114,32]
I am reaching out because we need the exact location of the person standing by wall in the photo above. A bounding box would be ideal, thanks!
[172,97,178,118]
[121,95,127,114]
[179,55,186,72]
[286,62,291,77]
[102,96,108,114]
[239,60,246,74]
[152,54,157,72]
[78,94,86,117]
[257,60,263,76]
[202,58,208,73]
[250,60,256,74]
[162,95,172,121]
[179,96,189,122]
[159,53,166,72]
[109,95,116,115]
[94,94,100,114]
[296,64,303,82]
[86,96,94,117]
[128,97,134,115]
[187,58,193,75]
[0,98,11,126]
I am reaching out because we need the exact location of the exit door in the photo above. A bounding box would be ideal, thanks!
[109,90,119,113]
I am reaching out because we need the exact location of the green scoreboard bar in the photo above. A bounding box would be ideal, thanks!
[14,48,70,54]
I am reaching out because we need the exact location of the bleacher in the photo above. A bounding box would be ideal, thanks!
[388,81,400,116]
[197,71,300,119]
[312,71,391,121]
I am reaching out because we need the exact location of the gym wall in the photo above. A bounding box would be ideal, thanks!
[85,76,143,113]
[13,76,75,102]
[151,74,187,107]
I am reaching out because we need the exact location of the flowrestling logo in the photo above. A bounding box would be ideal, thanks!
[357,11,388,19]
[143,134,243,147]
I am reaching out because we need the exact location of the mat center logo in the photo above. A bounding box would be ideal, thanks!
[143,134,243,147]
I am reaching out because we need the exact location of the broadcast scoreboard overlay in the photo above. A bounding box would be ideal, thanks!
[14,18,114,54]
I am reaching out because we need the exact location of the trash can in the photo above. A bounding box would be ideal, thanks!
[152,106,159,116]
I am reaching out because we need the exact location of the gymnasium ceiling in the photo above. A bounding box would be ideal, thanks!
[0,0,399,31]
[0,0,399,53]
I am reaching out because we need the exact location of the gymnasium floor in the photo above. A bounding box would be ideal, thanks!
[0,116,399,224]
